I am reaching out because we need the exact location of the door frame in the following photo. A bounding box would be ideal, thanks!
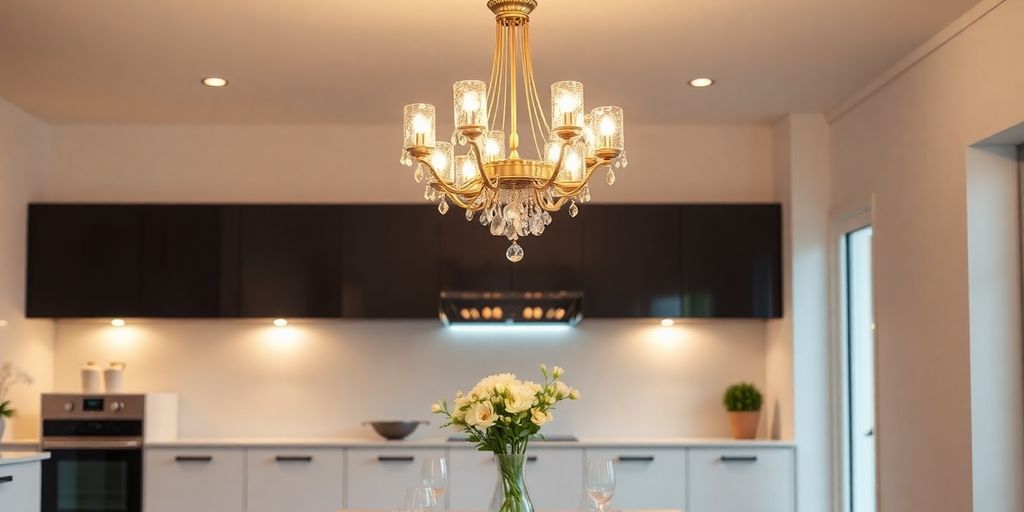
[829,197,877,512]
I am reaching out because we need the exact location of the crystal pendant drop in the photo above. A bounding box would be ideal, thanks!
[569,201,579,218]
[506,241,525,262]
[438,198,449,215]
[414,165,424,183]
[466,209,474,222]
[606,168,616,185]
[542,211,552,225]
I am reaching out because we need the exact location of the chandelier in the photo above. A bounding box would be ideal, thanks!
[400,0,627,262]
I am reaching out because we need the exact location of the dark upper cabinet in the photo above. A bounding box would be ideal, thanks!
[511,213,584,292]
[440,211,512,291]
[27,205,145,317]
[582,205,682,318]
[679,204,782,318]
[140,206,238,317]
[341,205,440,318]
[237,206,343,317]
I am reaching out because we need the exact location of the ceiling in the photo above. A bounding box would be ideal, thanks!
[0,0,982,124]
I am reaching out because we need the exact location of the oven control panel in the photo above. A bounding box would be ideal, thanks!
[42,394,144,420]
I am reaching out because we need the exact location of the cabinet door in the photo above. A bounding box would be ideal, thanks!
[585,448,686,510]
[448,448,583,511]
[246,448,345,512]
[511,213,584,292]
[440,212,512,291]
[144,448,245,512]
[687,447,795,512]
[140,206,237,317]
[0,461,41,512]
[27,205,144,317]
[345,448,445,510]
[342,206,440,318]
[238,206,343,317]
[582,205,681,318]
[679,205,782,318]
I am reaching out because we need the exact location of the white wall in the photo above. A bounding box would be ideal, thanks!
[43,123,773,203]
[0,98,54,440]
[52,319,767,439]
[829,0,1024,509]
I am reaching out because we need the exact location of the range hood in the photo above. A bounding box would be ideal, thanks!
[439,291,583,326]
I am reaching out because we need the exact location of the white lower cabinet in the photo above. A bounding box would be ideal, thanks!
[144,448,245,512]
[687,447,795,512]
[345,447,446,510]
[585,448,686,510]
[448,447,583,511]
[0,461,42,512]
[246,448,345,512]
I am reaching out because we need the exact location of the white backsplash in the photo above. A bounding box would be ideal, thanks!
[53,319,767,439]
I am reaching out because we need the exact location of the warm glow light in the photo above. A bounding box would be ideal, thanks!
[413,114,430,134]
[660,318,675,327]
[111,319,126,327]
[461,159,478,180]
[201,77,228,87]
[273,318,289,327]
[485,138,502,157]
[688,78,715,88]
[431,151,448,173]
[599,116,617,136]
[462,91,481,112]
[547,143,562,163]
[0,320,7,327]
[555,93,578,113]
[564,152,582,174]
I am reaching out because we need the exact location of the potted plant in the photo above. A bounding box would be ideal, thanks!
[0,362,34,441]
[723,382,762,439]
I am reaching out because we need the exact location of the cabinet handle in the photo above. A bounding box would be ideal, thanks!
[377,456,415,462]
[526,456,538,463]
[0,475,12,484]
[275,456,314,463]
[720,455,758,463]
[175,456,213,463]
[617,456,655,462]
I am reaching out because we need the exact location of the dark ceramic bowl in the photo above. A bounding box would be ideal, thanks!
[363,421,429,440]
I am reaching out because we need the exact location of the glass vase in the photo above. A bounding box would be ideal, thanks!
[489,454,534,512]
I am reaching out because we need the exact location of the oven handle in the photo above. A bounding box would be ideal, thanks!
[42,440,142,450]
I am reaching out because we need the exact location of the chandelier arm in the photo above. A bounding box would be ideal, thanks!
[465,140,500,191]
[533,188,568,212]
[551,160,612,197]
[532,141,571,190]
[414,158,484,197]
[522,23,550,135]
[446,192,488,212]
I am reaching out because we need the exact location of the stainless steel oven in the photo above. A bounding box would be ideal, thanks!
[41,395,146,512]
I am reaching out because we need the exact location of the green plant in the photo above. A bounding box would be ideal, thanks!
[0,362,33,419]
[723,382,763,412]
[0,400,14,419]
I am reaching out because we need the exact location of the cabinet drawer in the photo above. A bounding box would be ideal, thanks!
[586,448,686,510]
[687,447,795,512]
[246,448,345,512]
[345,448,445,510]
[449,447,583,511]
[144,448,245,512]
[0,461,41,512]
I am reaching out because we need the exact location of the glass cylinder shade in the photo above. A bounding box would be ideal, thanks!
[551,81,585,129]
[454,80,488,129]
[582,114,597,158]
[430,141,455,183]
[548,141,586,183]
[591,106,624,151]
[455,155,480,188]
[483,130,506,162]
[403,103,436,149]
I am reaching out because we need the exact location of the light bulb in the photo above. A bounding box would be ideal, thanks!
[462,92,481,112]
[461,159,478,180]
[583,125,596,145]
[273,318,289,327]
[565,152,582,173]
[599,115,617,136]
[413,114,430,134]
[556,93,578,114]
[547,143,562,163]
[485,137,501,157]
[431,153,448,173]
[111,319,126,327]
[660,319,675,327]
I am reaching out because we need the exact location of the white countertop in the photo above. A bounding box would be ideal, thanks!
[144,437,795,449]
[0,451,50,466]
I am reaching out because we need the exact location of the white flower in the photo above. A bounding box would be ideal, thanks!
[505,385,536,413]
[569,389,580,400]
[466,401,497,430]
[530,409,549,426]
[555,381,570,398]
[552,366,565,378]
[431,403,442,413]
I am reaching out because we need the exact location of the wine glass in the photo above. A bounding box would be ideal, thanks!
[586,460,615,512]
[403,486,434,512]
[421,456,448,507]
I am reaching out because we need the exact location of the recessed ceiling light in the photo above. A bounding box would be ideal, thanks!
[201,77,229,87]
[273,318,289,327]
[111,319,126,327]
[688,78,715,88]
[660,318,675,327]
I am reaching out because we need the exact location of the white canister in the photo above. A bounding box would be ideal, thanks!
[81,362,103,393]
[104,362,126,393]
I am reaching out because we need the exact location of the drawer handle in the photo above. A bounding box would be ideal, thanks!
[720,455,758,463]
[617,456,655,462]
[0,475,12,484]
[378,456,415,462]
[175,456,214,463]
[275,456,314,463]
[527,456,538,463]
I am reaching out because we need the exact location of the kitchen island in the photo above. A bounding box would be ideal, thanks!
[0,451,50,512]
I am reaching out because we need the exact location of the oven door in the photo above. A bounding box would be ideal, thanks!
[41,443,142,512]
